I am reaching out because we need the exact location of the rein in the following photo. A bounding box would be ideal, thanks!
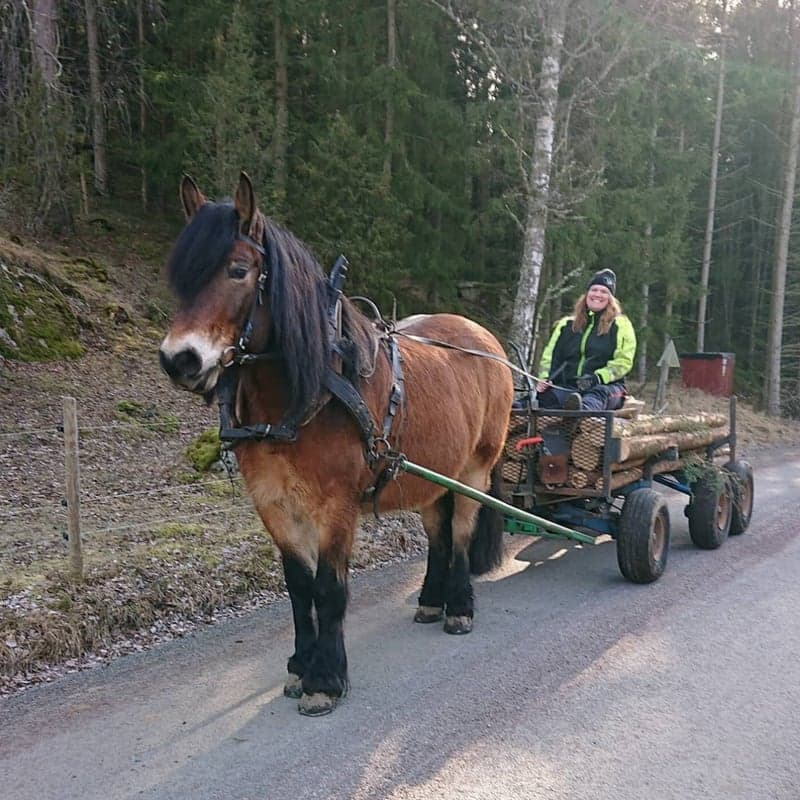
[393,331,544,384]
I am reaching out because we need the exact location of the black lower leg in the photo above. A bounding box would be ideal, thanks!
[303,556,349,697]
[445,547,474,618]
[282,555,316,677]
[419,493,453,609]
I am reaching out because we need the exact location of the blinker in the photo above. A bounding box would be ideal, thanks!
[234,230,270,312]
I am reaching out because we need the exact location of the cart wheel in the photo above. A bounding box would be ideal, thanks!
[723,460,754,535]
[687,473,732,550]
[617,488,670,584]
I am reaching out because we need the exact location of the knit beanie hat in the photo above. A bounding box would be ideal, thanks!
[586,268,616,296]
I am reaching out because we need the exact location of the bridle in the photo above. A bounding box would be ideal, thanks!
[218,231,276,369]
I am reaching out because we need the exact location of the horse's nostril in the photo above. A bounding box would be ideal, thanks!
[160,348,202,380]
[174,349,202,377]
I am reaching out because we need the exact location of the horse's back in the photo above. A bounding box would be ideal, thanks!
[396,313,507,356]
[369,312,512,513]
[393,312,513,452]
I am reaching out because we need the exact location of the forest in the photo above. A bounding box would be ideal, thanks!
[1,0,799,416]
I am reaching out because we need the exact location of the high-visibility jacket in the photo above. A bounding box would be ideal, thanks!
[538,312,637,387]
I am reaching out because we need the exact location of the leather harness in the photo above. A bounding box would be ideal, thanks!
[216,234,405,485]
[214,230,532,512]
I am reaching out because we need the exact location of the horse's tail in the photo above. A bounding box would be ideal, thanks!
[469,464,505,575]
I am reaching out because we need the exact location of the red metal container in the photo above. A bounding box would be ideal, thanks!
[679,352,735,397]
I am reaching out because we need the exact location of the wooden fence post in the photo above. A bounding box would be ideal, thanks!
[63,396,84,581]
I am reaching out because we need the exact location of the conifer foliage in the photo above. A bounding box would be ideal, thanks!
[0,0,798,414]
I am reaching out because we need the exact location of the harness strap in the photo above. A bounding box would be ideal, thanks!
[217,367,299,444]
[382,336,405,439]
[217,363,381,450]
[322,368,379,463]
[233,232,270,356]
[217,352,396,473]
[361,335,408,517]
[220,421,298,443]
[216,367,239,437]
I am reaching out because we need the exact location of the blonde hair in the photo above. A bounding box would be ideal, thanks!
[571,293,622,336]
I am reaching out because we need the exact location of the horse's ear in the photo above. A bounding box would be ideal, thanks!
[180,175,206,220]
[234,171,258,234]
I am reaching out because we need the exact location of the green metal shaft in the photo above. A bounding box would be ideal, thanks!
[398,458,596,545]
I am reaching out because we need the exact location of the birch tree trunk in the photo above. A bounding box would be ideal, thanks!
[272,2,289,208]
[766,46,800,416]
[508,0,568,365]
[697,1,727,352]
[665,123,684,348]
[383,0,397,184]
[638,113,658,383]
[84,0,107,195]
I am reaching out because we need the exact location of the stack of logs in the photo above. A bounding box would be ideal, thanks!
[557,411,729,491]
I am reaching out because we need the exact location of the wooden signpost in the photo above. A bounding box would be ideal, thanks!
[654,339,681,412]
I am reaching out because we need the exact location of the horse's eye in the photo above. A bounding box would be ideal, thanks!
[228,265,249,280]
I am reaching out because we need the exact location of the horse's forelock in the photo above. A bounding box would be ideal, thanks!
[167,202,238,301]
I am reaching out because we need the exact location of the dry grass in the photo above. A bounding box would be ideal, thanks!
[0,463,284,679]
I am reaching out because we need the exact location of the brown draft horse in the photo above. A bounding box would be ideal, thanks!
[159,172,513,715]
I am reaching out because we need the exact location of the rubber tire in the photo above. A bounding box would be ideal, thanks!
[687,475,732,550]
[617,488,670,584]
[724,460,754,535]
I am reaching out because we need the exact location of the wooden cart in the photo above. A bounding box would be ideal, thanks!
[497,396,754,582]
[397,396,753,584]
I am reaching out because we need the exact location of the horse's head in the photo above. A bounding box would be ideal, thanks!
[159,172,270,396]
[159,172,336,420]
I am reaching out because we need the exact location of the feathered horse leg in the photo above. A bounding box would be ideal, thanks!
[415,494,452,624]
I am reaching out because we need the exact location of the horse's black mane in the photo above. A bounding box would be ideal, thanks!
[167,200,376,420]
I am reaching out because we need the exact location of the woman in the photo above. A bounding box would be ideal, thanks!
[536,269,636,411]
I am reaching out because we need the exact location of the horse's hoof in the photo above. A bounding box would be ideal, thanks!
[298,691,339,717]
[444,614,473,635]
[414,605,444,623]
[283,673,303,699]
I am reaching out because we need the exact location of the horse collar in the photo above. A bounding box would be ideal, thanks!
[217,367,298,444]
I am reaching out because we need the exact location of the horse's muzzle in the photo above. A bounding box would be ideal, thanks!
[159,346,206,391]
